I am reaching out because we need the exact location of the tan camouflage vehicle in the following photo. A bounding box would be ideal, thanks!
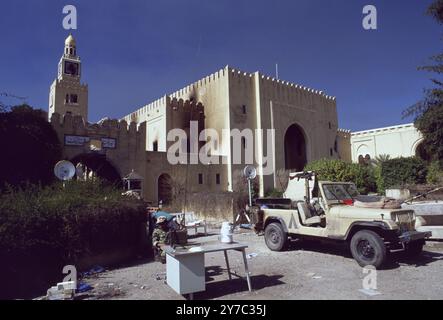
[254,172,432,269]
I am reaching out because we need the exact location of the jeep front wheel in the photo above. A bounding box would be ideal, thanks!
[264,222,288,251]
[350,230,387,269]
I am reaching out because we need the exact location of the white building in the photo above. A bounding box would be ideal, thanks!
[350,123,424,163]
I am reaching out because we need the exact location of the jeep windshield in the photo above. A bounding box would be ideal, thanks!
[322,183,359,201]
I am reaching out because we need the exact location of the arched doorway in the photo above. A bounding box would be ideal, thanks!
[284,124,307,171]
[71,153,121,186]
[158,173,172,205]
[415,142,431,162]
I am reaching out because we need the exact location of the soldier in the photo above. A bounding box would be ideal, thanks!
[152,215,170,263]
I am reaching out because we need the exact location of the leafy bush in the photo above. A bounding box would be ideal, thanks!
[265,188,284,198]
[377,157,427,191]
[0,180,147,299]
[304,159,376,194]
[427,161,443,185]
[0,105,62,189]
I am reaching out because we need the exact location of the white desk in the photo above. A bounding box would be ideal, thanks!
[166,242,252,298]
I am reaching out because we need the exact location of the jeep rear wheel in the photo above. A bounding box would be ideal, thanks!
[264,222,288,251]
[350,230,387,269]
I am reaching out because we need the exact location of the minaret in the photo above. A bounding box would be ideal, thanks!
[48,34,88,122]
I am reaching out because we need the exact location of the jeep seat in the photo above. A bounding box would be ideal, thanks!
[297,202,321,226]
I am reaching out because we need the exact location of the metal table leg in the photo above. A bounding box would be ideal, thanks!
[241,249,252,292]
[224,250,232,280]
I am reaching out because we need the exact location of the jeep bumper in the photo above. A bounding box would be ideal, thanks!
[398,231,432,243]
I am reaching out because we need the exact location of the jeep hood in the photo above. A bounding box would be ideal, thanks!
[329,205,411,221]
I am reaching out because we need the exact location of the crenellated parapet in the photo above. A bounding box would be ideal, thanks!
[351,123,415,137]
[169,67,228,99]
[337,128,352,138]
[226,65,336,105]
[168,97,204,114]
[166,65,336,112]
[50,112,146,153]
[122,96,204,124]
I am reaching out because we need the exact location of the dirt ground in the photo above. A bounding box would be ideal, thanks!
[79,228,443,300]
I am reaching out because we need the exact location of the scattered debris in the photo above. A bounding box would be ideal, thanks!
[93,283,123,299]
[306,272,322,279]
[77,282,93,293]
[246,253,258,259]
[155,272,166,281]
[81,265,105,278]
[306,272,316,277]
[46,281,76,300]
[359,288,382,296]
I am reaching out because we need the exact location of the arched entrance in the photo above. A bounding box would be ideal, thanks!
[415,142,431,162]
[284,124,307,171]
[71,153,121,186]
[158,173,172,205]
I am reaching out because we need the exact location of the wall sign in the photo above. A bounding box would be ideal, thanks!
[101,138,116,149]
[64,135,116,149]
[65,135,90,146]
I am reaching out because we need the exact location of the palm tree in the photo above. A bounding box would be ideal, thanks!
[370,154,391,168]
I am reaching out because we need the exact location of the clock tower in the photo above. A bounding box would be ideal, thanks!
[49,34,88,122]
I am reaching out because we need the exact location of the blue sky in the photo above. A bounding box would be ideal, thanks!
[0,0,441,131]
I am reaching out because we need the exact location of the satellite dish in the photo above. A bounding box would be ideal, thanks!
[243,165,257,180]
[54,160,76,181]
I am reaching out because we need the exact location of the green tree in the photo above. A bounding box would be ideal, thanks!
[377,157,428,192]
[304,159,376,194]
[403,0,443,166]
[0,92,27,112]
[0,105,62,189]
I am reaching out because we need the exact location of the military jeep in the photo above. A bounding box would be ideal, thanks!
[255,172,431,269]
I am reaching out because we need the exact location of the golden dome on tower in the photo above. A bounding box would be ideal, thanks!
[65,34,76,46]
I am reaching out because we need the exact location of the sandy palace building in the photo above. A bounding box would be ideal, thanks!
[48,35,423,205]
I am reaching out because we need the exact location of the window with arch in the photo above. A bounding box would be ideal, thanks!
[364,154,371,164]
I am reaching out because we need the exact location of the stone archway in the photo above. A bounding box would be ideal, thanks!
[158,173,172,205]
[415,141,431,162]
[284,124,307,171]
[71,153,121,186]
